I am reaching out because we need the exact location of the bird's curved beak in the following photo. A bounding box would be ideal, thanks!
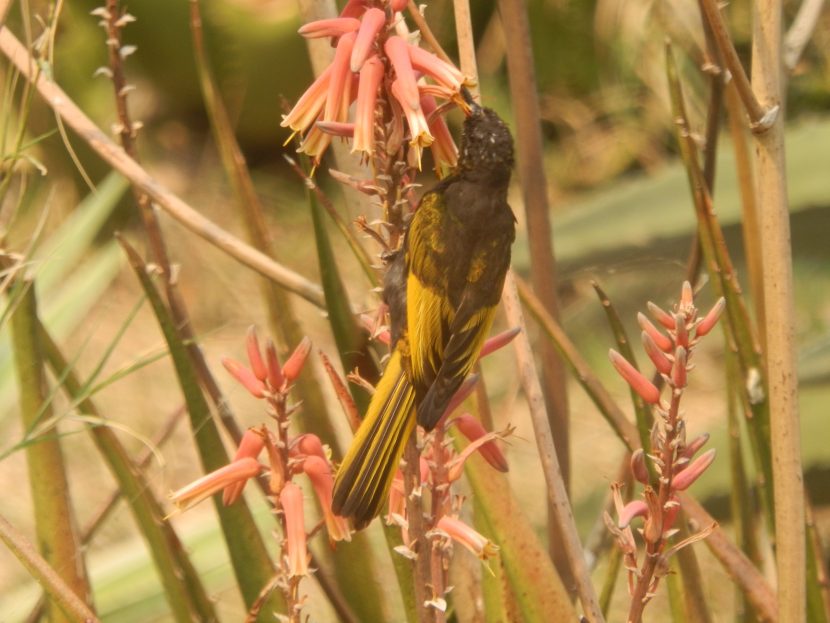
[455,86,482,117]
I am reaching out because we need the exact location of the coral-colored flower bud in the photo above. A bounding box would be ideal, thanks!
[617,500,648,529]
[672,346,688,389]
[246,326,267,382]
[170,458,262,513]
[647,301,676,330]
[630,448,650,484]
[385,36,420,110]
[672,448,716,491]
[453,414,509,473]
[298,17,361,39]
[283,337,312,383]
[222,357,266,398]
[663,496,681,532]
[479,326,521,359]
[437,516,499,559]
[609,349,661,404]
[642,331,673,375]
[695,297,725,338]
[389,0,407,11]
[350,8,385,72]
[303,456,352,542]
[280,482,310,576]
[407,44,465,91]
[638,312,674,352]
[386,469,406,521]
[264,339,284,391]
[679,432,710,463]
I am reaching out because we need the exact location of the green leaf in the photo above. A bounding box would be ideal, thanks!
[463,452,577,622]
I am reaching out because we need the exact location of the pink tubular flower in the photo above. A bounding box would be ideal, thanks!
[281,65,332,132]
[324,32,357,124]
[353,55,384,154]
[222,357,265,398]
[453,414,509,473]
[170,458,262,513]
[384,36,420,111]
[223,429,266,505]
[437,516,499,560]
[339,0,368,19]
[391,80,433,146]
[609,349,661,404]
[617,500,648,529]
[303,456,352,542]
[291,434,327,461]
[407,44,465,91]
[298,17,361,39]
[479,327,521,359]
[280,482,310,576]
[350,8,385,72]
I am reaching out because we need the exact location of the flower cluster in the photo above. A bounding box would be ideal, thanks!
[282,0,471,169]
[604,282,723,619]
[169,328,349,618]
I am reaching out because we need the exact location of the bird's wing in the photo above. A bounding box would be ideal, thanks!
[405,192,513,429]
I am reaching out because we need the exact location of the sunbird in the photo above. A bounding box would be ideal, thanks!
[332,95,516,527]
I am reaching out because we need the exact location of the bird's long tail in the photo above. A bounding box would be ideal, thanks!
[332,349,416,528]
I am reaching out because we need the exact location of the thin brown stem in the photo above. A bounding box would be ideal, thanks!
[784,0,827,71]
[752,0,805,616]
[503,272,605,623]
[0,27,325,307]
[404,435,433,622]
[698,0,778,132]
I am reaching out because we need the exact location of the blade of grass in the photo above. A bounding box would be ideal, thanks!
[10,279,92,622]
[0,513,99,623]
[120,236,283,617]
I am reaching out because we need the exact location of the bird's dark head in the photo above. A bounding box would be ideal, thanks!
[457,98,514,184]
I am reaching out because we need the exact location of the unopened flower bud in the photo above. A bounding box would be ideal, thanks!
[638,312,674,352]
[609,349,662,404]
[696,297,725,337]
[246,326,268,382]
[222,357,265,398]
[283,337,312,383]
[647,301,676,330]
[280,483,310,576]
[673,449,716,491]
[630,449,650,484]
[642,331,673,375]
[672,346,688,389]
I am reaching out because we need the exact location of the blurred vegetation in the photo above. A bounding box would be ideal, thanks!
[1,0,829,620]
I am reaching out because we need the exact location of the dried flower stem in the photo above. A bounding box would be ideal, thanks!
[784,0,828,71]
[0,26,325,307]
[751,0,805,617]
[697,0,778,132]
[503,273,605,623]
